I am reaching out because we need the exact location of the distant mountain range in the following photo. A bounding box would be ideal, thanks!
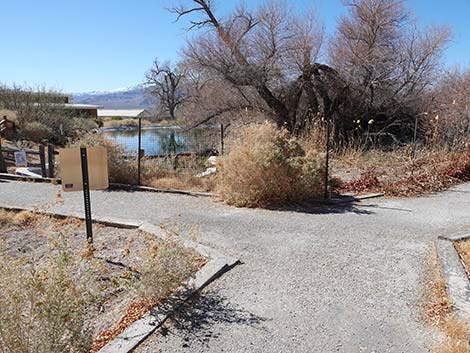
[72,85,157,109]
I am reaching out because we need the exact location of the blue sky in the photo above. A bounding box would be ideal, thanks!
[0,0,469,93]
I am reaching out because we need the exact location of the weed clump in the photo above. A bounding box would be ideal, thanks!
[0,241,95,353]
[216,123,324,207]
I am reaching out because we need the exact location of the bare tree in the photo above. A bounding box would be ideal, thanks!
[426,69,470,148]
[168,0,451,141]
[171,0,348,134]
[329,0,451,140]
[145,59,188,120]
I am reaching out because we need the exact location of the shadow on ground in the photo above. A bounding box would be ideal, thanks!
[268,201,375,215]
[158,290,268,348]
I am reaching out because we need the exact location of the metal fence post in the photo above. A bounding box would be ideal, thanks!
[0,117,6,173]
[47,143,55,178]
[324,117,331,199]
[220,123,224,155]
[0,140,6,173]
[412,114,419,159]
[80,147,93,244]
[39,145,47,177]
[137,118,142,185]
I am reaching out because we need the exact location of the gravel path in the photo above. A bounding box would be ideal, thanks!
[2,179,470,352]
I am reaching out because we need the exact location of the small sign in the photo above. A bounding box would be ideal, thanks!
[14,150,27,167]
[59,147,109,192]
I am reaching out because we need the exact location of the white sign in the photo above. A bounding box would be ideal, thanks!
[14,150,27,167]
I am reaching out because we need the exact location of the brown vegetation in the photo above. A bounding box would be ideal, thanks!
[102,118,152,129]
[337,150,470,196]
[0,85,98,144]
[73,133,215,191]
[425,245,470,353]
[216,123,324,207]
[0,210,202,353]
[168,0,450,143]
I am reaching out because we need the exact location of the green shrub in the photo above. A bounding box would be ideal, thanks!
[20,121,54,142]
[216,123,324,207]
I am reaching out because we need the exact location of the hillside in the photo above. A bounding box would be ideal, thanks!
[72,86,157,109]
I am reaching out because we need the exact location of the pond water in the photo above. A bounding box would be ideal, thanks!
[102,126,219,156]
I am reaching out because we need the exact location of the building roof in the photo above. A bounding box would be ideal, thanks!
[97,109,154,118]
[64,103,103,110]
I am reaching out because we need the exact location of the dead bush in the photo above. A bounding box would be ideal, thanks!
[20,121,54,142]
[0,240,94,353]
[70,133,138,184]
[129,231,200,302]
[93,230,201,351]
[216,123,324,207]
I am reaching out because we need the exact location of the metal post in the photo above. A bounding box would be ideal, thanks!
[39,145,47,177]
[412,114,419,159]
[324,117,331,200]
[0,117,6,173]
[47,144,55,178]
[0,139,6,174]
[220,123,224,155]
[137,118,142,185]
[80,147,93,244]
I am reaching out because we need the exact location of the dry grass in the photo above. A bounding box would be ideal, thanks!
[0,238,95,353]
[424,246,470,353]
[455,240,470,276]
[141,156,215,192]
[146,174,214,192]
[0,210,203,353]
[424,248,452,326]
[336,148,470,197]
[102,118,152,128]
[91,228,203,352]
[71,134,215,191]
[216,122,324,207]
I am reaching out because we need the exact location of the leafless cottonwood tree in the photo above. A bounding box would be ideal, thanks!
[146,59,188,120]
[426,69,470,148]
[329,0,451,139]
[171,0,352,134]
[169,0,450,141]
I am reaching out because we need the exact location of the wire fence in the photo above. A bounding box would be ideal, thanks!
[102,120,225,186]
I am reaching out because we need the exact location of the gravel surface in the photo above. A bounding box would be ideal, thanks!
[2,179,470,352]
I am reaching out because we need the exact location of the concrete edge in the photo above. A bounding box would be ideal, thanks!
[138,222,238,267]
[435,237,470,319]
[305,192,385,206]
[439,233,470,242]
[109,183,214,198]
[0,204,239,352]
[353,193,386,201]
[0,172,55,183]
[0,173,214,198]
[0,204,143,229]
[98,221,240,353]
[98,256,235,353]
